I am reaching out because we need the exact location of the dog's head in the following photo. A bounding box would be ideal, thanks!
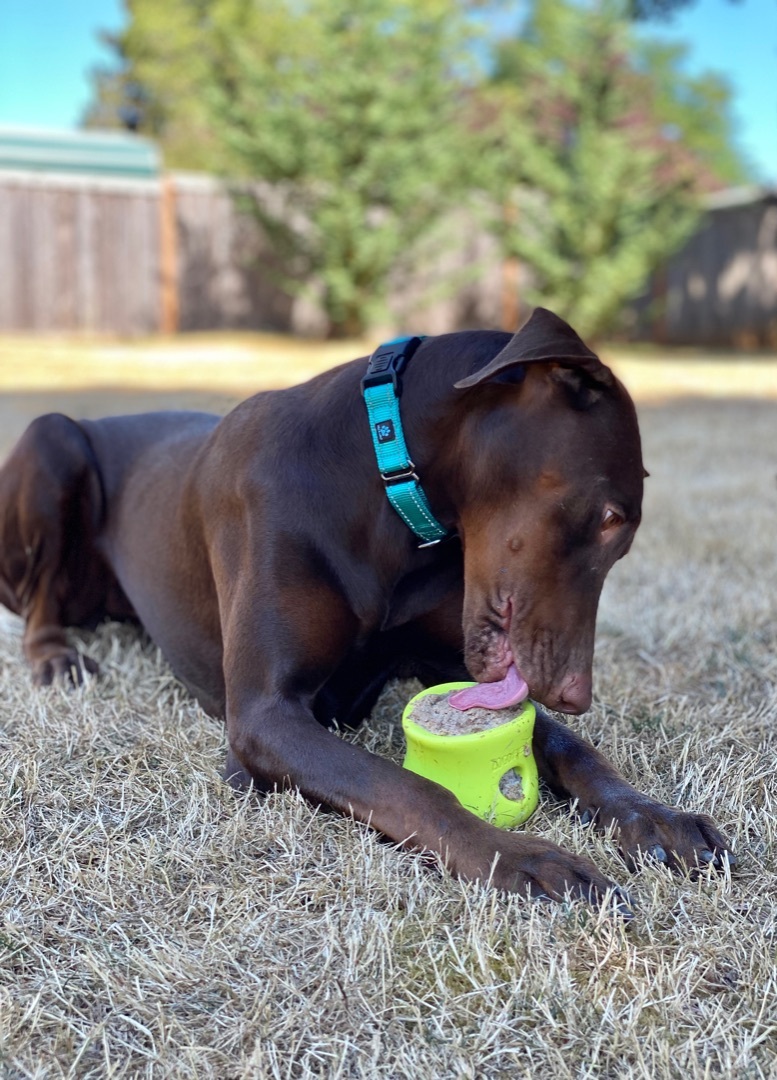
[448,308,645,714]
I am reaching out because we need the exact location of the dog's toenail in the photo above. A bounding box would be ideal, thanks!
[613,888,635,920]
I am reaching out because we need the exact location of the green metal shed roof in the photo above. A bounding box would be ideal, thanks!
[0,126,160,178]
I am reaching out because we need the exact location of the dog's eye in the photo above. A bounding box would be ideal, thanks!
[602,508,624,531]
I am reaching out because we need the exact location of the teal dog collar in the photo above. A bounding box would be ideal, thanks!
[361,336,452,547]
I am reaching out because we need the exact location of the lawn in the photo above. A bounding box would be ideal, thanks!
[0,334,776,1077]
[2,330,776,399]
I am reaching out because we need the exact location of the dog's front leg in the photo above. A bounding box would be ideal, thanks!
[212,543,621,908]
[532,708,735,872]
[225,690,625,907]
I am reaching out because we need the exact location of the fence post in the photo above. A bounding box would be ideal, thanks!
[160,174,179,333]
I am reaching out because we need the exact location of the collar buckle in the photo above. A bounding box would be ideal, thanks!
[361,337,422,396]
[380,463,419,486]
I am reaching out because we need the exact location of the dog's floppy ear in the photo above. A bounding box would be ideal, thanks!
[454,308,613,391]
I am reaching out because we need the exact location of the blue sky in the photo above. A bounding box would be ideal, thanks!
[0,0,774,182]
[640,0,776,182]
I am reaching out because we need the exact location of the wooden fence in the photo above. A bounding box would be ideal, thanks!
[0,171,293,336]
[0,170,503,337]
[634,190,777,348]
[0,172,160,335]
[2,169,775,345]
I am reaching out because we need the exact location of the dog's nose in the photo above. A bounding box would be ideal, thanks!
[554,673,593,714]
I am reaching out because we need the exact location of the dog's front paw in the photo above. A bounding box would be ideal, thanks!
[590,798,735,875]
[31,649,99,687]
[480,835,632,916]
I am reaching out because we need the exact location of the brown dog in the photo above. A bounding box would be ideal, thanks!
[0,308,732,907]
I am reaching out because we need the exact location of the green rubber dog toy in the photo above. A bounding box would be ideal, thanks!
[402,682,539,828]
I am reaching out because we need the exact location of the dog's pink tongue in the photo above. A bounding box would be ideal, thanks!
[448,665,529,711]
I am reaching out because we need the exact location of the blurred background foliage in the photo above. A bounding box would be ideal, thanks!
[84,0,753,339]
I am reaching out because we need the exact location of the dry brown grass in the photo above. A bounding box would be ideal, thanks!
[1,339,776,1077]
[2,331,776,400]
[0,334,369,395]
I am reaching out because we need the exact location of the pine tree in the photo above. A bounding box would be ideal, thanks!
[478,0,749,338]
